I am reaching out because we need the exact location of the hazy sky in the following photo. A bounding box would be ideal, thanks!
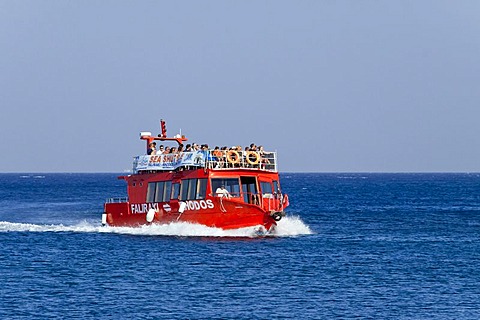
[1,1,479,172]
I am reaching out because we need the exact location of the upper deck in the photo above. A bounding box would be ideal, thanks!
[133,150,278,174]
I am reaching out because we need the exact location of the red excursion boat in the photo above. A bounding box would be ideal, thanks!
[103,120,289,233]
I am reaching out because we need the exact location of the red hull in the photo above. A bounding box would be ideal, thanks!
[104,197,277,231]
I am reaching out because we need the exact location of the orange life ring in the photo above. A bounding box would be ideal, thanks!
[246,151,260,165]
[213,150,223,158]
[226,150,240,164]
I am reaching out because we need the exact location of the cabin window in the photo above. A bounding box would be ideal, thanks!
[187,179,198,200]
[273,180,280,193]
[178,179,202,201]
[146,182,156,203]
[240,176,258,204]
[172,183,181,200]
[180,180,189,201]
[164,181,172,202]
[260,181,273,195]
[154,182,165,202]
[211,178,240,197]
[146,181,174,203]
[196,179,207,199]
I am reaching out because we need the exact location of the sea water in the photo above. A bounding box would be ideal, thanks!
[0,173,479,319]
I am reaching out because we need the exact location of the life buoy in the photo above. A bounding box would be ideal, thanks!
[272,212,282,221]
[226,150,240,164]
[246,151,260,165]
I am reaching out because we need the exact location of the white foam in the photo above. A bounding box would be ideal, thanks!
[273,215,314,237]
[0,216,313,238]
[0,221,97,233]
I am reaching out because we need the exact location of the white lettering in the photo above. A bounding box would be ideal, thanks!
[206,199,214,209]
[130,203,160,214]
[183,200,214,211]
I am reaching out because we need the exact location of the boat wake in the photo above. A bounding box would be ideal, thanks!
[0,215,313,238]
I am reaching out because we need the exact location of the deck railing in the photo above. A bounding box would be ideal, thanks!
[205,150,277,171]
[132,150,277,173]
[105,197,129,203]
[214,191,285,212]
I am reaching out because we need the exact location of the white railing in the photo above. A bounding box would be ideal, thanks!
[132,150,277,173]
[106,197,129,203]
[214,191,284,212]
[205,150,277,172]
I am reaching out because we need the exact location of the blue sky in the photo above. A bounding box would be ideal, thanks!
[1,1,479,172]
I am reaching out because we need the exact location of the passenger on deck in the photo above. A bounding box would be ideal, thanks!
[215,185,231,198]
[177,145,184,160]
[243,146,250,166]
[258,145,266,156]
[147,142,157,155]
[220,147,228,166]
[236,146,243,167]
[258,145,270,168]
[158,145,164,154]
[212,146,221,158]
[212,146,223,168]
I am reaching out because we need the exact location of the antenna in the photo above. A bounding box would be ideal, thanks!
[160,119,167,138]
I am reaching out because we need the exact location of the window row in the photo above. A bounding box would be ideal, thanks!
[146,178,280,203]
[147,179,207,203]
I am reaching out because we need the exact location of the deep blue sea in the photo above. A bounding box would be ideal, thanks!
[1,173,480,319]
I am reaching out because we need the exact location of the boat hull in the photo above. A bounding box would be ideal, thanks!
[104,197,277,231]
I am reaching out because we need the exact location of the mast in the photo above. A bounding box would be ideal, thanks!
[140,119,188,151]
